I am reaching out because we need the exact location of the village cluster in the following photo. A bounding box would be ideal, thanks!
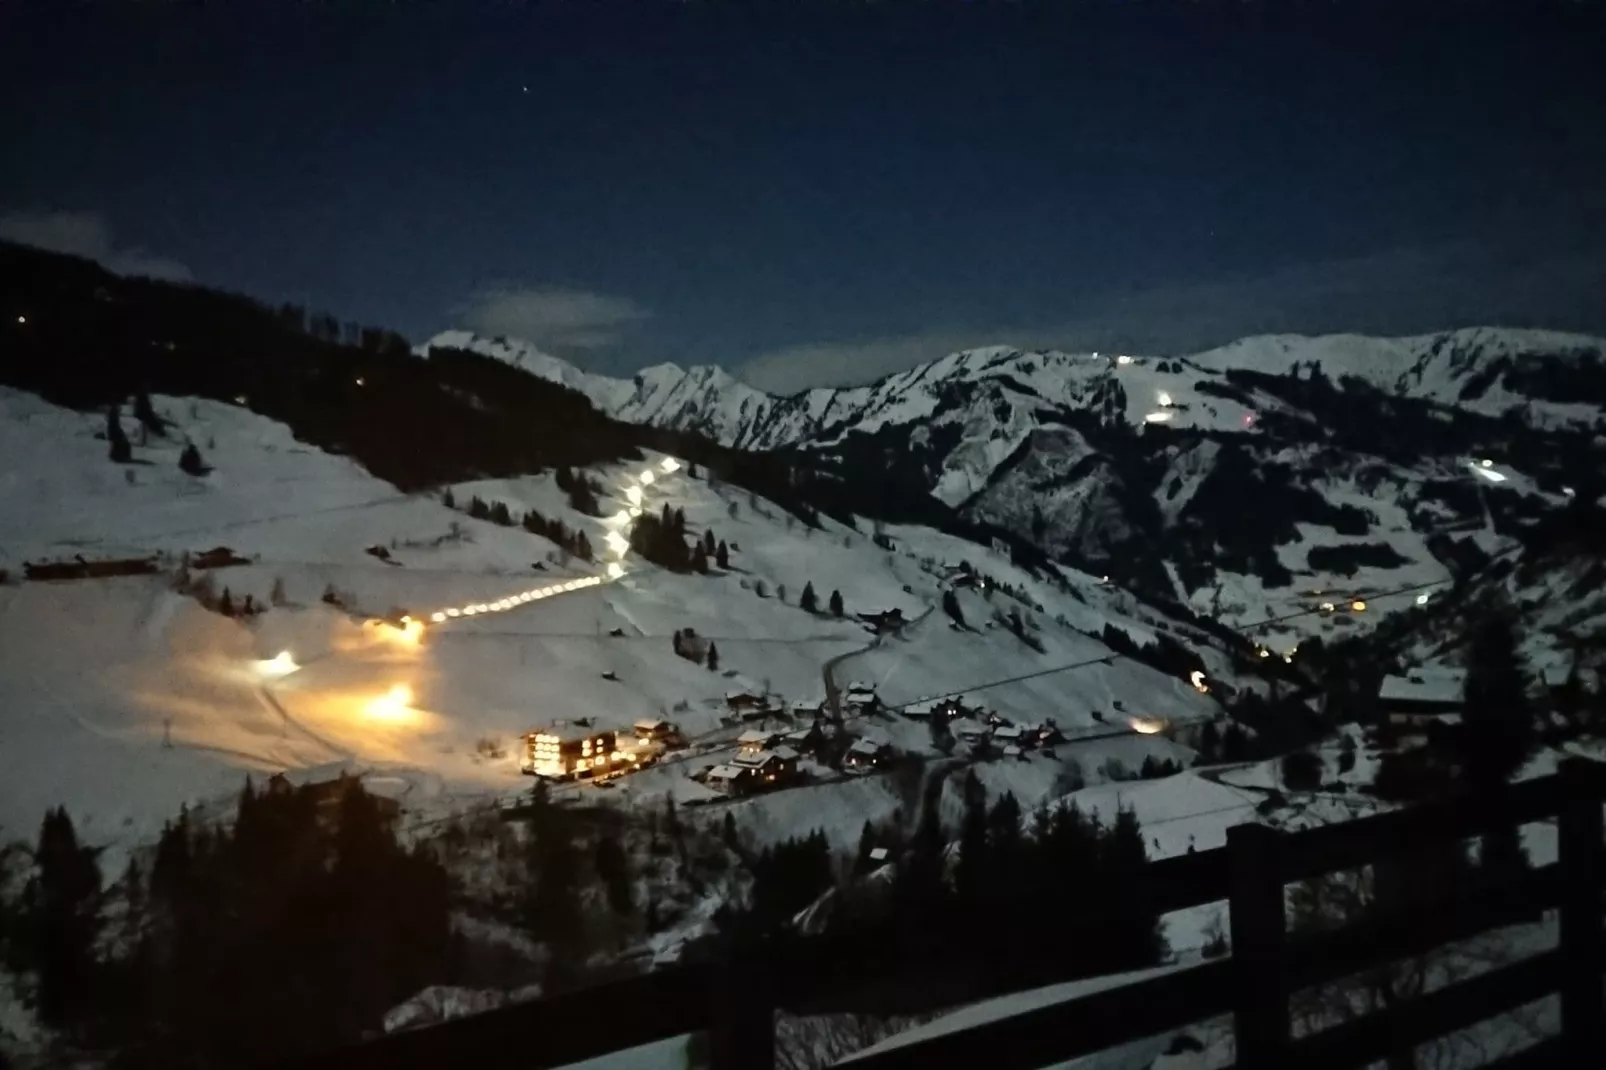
[516,677,1081,802]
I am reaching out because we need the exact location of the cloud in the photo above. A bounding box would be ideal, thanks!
[0,209,192,281]
[456,286,651,350]
[736,241,1606,394]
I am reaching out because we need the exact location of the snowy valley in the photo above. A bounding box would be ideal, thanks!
[2,238,1604,1069]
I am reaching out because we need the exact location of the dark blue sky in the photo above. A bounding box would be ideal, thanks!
[4,0,1605,391]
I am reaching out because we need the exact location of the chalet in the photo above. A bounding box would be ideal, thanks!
[725,689,766,713]
[736,729,783,760]
[190,546,251,570]
[844,739,888,771]
[521,726,625,780]
[1378,670,1465,748]
[25,555,161,581]
[843,685,880,713]
[935,695,975,719]
[750,747,800,785]
[992,724,1026,747]
[783,724,821,753]
[705,764,752,796]
[955,722,989,743]
[790,697,825,719]
[633,719,683,746]
[858,608,908,635]
[902,699,939,720]
[1003,745,1026,761]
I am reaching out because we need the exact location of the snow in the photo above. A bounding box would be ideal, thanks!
[0,389,1246,869]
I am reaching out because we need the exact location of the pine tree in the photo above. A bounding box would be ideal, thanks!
[574,531,592,561]
[1461,612,1535,879]
[179,442,207,476]
[955,771,989,911]
[595,835,633,916]
[218,587,235,617]
[722,811,739,849]
[707,642,719,672]
[441,487,456,509]
[107,404,132,463]
[942,588,965,627]
[133,390,167,438]
[800,582,818,612]
[1198,721,1221,763]
[19,807,102,1025]
[715,540,729,569]
[693,542,709,574]
[829,589,844,617]
[853,820,878,876]
[703,530,716,557]
[269,576,288,606]
[489,500,512,526]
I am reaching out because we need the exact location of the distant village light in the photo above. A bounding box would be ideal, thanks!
[626,486,643,505]
[16,315,25,324]
[1117,355,1133,365]
[639,469,656,486]
[607,562,625,579]
[1351,600,1367,612]
[1416,593,1431,606]
[1189,670,1209,694]
[1143,411,1174,424]
[604,530,629,555]
[660,458,680,473]
[1157,390,1173,407]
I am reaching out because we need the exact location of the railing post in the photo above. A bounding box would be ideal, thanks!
[1228,823,1287,1070]
[707,958,775,1070]
[1558,757,1605,1062]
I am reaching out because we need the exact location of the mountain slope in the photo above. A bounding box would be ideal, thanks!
[425,328,1606,638]
[0,388,1235,856]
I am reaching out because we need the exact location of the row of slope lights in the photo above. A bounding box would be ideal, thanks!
[257,458,682,681]
[423,456,680,625]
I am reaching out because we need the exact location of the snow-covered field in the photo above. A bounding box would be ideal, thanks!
[0,390,1235,863]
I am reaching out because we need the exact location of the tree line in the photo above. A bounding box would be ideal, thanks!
[1,778,454,1068]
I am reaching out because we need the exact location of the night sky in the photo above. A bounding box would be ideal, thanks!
[4,0,1605,392]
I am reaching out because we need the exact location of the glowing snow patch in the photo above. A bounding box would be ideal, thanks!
[1157,390,1173,407]
[639,469,656,486]
[604,530,629,554]
[1320,602,1336,613]
[1563,486,1576,498]
[1481,458,1494,468]
[257,651,299,678]
[1117,355,1133,365]
[1469,463,1507,484]
[626,486,643,505]
[1129,716,1167,735]
[1189,670,1209,694]
[607,562,625,579]
[1143,411,1174,424]
[660,458,680,473]
[366,684,414,722]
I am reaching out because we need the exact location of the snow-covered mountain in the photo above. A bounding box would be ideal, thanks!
[0,387,1230,859]
[422,327,1606,635]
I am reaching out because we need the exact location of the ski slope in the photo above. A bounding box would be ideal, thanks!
[0,388,1234,864]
